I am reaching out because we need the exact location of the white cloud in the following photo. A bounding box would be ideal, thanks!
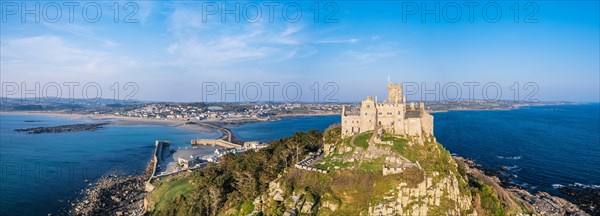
[42,23,119,48]
[1,35,137,81]
[165,9,311,66]
[136,1,154,24]
[315,38,359,44]
[340,42,404,63]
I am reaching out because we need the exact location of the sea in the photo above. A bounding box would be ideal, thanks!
[434,104,600,195]
[0,114,221,215]
[1,104,599,215]
[229,115,341,143]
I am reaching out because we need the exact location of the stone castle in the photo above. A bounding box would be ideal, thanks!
[341,81,434,138]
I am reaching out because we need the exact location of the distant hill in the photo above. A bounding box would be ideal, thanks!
[0,97,143,112]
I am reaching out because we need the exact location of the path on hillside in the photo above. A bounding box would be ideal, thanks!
[349,134,358,147]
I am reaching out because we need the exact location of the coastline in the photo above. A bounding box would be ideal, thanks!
[1,111,184,125]
[0,110,338,125]
[454,156,593,215]
[0,111,339,138]
[0,111,217,134]
[428,102,588,113]
[4,107,597,214]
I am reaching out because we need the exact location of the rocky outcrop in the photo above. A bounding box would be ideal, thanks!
[15,122,109,134]
[250,134,482,215]
[456,157,590,216]
[558,186,600,215]
[510,189,588,215]
[370,172,474,216]
[71,152,155,215]
[71,174,147,215]
[245,129,586,216]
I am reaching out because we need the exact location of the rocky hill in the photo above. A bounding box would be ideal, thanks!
[248,126,511,215]
[146,125,588,215]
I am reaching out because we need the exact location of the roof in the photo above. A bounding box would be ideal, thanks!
[405,110,423,118]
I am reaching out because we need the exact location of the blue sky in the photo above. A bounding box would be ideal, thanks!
[1,1,598,102]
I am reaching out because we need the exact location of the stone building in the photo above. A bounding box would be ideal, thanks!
[341,81,434,138]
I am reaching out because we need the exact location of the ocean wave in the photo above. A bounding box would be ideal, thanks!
[516,182,534,189]
[497,155,522,160]
[552,183,600,189]
[569,183,600,189]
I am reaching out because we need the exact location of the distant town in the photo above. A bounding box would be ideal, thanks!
[0,97,575,124]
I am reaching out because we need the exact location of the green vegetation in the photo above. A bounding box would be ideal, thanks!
[222,201,254,216]
[387,136,457,177]
[148,175,194,215]
[469,177,508,215]
[382,134,408,155]
[354,131,372,148]
[283,170,404,214]
[322,124,341,144]
[151,130,323,215]
[314,158,356,171]
[358,157,385,173]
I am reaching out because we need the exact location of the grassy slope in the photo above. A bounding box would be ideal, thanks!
[147,175,194,214]
[353,131,371,148]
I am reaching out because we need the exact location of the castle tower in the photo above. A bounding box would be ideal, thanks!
[360,96,377,133]
[387,82,402,103]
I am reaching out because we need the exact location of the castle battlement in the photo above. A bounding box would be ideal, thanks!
[341,81,434,138]
[376,103,403,108]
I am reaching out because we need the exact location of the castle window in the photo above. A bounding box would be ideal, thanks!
[366,105,370,108]
[365,112,368,115]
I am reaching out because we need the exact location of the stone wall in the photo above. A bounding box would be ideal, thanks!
[295,154,328,174]
[420,112,434,135]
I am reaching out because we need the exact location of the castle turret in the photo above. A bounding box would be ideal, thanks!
[387,82,402,103]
